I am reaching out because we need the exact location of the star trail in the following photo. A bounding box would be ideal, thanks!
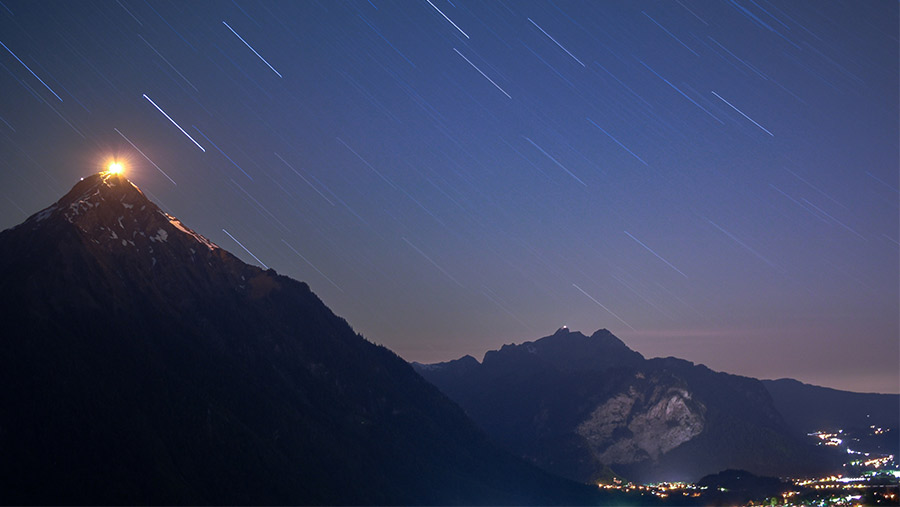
[0,0,896,393]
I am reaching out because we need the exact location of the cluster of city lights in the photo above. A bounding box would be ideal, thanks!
[598,479,704,499]
[870,425,890,436]
[857,455,894,469]
[595,426,897,506]
[810,430,844,446]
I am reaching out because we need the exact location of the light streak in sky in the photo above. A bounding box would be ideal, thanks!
[336,137,398,190]
[481,285,532,330]
[727,0,800,50]
[610,272,674,319]
[703,217,777,269]
[142,94,206,152]
[144,1,196,52]
[586,118,649,166]
[192,126,252,180]
[281,239,344,292]
[137,34,199,92]
[708,37,769,81]
[523,136,586,186]
[358,14,416,68]
[787,168,847,209]
[274,152,334,206]
[641,11,699,57]
[623,231,689,279]
[768,184,829,224]
[711,90,774,136]
[229,178,290,233]
[31,59,90,113]
[866,171,899,194]
[115,0,143,25]
[0,115,14,132]
[527,18,585,67]
[593,62,653,109]
[113,127,177,185]
[571,283,636,331]
[639,60,724,124]
[520,39,576,88]
[0,38,63,102]
[222,228,268,269]
[453,48,511,99]
[675,0,709,25]
[402,236,464,288]
[36,95,84,138]
[222,21,283,78]
[800,198,866,240]
[425,0,469,39]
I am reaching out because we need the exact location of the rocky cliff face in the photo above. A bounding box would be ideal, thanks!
[577,382,705,465]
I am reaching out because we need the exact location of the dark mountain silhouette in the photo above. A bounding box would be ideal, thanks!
[413,327,835,484]
[0,172,611,505]
[762,378,899,433]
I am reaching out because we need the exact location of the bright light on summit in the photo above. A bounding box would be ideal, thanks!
[107,162,124,175]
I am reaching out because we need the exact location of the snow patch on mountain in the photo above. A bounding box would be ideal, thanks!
[166,214,219,250]
[33,205,56,223]
[150,229,168,242]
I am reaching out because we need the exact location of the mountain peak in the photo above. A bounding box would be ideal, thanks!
[480,328,644,372]
[16,171,220,257]
[54,172,144,220]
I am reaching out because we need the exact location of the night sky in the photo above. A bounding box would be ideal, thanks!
[1,0,897,393]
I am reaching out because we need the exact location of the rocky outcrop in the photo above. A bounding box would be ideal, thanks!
[577,384,705,464]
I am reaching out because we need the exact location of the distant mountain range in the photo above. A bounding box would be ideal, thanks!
[0,173,615,505]
[413,327,873,483]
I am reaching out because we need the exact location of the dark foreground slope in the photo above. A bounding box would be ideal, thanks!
[0,173,606,505]
[415,328,835,484]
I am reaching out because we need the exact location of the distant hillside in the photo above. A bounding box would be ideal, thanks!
[762,378,899,432]
[414,328,834,484]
